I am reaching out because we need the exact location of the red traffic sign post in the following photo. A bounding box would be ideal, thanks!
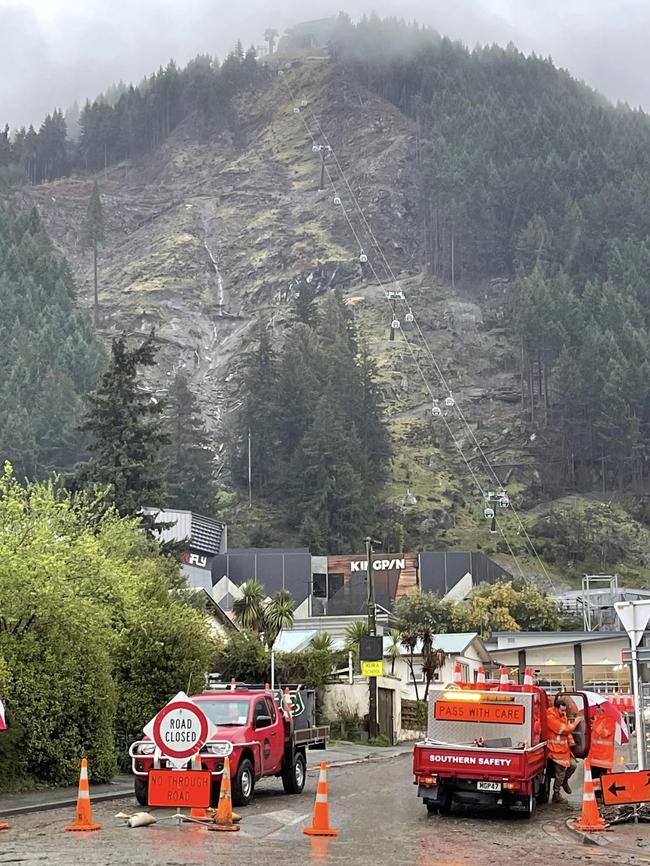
[143,691,216,768]
[601,770,650,806]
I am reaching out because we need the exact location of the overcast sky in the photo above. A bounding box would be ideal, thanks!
[2,0,650,129]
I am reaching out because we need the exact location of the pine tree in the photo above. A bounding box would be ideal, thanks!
[292,392,367,554]
[164,372,216,515]
[75,332,169,517]
[230,324,278,496]
[83,180,105,327]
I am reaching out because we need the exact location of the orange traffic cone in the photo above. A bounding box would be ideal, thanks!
[0,822,9,831]
[303,761,338,837]
[64,758,102,832]
[498,666,510,691]
[575,760,606,832]
[523,667,534,692]
[207,756,240,832]
[452,663,463,687]
[475,666,486,688]
[184,805,213,822]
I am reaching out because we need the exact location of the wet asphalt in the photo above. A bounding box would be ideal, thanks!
[0,755,645,865]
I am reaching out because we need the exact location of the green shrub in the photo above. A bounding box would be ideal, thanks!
[0,466,215,789]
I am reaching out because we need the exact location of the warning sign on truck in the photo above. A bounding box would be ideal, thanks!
[434,700,525,725]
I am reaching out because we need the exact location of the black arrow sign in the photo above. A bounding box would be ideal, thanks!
[608,782,626,797]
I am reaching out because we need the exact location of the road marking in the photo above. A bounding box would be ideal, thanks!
[265,811,311,837]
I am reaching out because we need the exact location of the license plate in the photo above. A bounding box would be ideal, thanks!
[477,781,502,792]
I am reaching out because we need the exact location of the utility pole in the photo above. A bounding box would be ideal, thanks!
[365,536,378,739]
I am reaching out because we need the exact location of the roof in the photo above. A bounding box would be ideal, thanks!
[274,630,318,653]
[383,632,491,661]
[273,629,346,653]
[486,631,626,652]
[195,590,239,631]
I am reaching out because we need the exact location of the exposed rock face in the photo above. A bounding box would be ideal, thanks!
[21,58,559,575]
[23,61,423,439]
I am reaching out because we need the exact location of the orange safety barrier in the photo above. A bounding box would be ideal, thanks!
[498,666,510,691]
[64,758,102,832]
[304,761,338,837]
[575,759,606,832]
[207,756,240,832]
[452,663,463,687]
[475,666,486,688]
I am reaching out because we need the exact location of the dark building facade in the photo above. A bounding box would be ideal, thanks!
[211,547,511,616]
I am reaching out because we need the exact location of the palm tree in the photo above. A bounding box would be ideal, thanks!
[310,633,334,652]
[400,629,420,701]
[422,647,447,701]
[264,589,295,649]
[386,631,402,675]
[232,580,267,632]
[344,620,370,656]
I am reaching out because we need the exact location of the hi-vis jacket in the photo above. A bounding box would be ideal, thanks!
[589,713,616,770]
[546,706,579,767]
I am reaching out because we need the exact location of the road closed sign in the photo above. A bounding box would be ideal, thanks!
[143,692,216,767]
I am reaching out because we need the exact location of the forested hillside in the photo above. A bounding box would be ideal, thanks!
[0,46,264,184]
[330,16,650,495]
[0,204,102,478]
[2,17,650,582]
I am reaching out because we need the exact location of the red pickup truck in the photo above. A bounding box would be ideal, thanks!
[413,683,590,817]
[130,683,329,807]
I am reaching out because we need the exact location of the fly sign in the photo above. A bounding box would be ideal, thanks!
[350,558,405,572]
[143,692,216,767]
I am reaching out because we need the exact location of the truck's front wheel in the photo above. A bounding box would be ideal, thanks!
[134,777,148,807]
[232,758,255,807]
[282,750,306,795]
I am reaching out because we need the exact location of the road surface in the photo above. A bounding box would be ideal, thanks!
[0,755,642,864]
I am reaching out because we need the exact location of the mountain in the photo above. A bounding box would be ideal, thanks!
[4,17,650,588]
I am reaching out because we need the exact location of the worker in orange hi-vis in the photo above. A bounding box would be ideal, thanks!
[546,696,583,804]
[589,704,616,795]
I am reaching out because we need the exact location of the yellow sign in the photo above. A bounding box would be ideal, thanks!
[361,660,384,677]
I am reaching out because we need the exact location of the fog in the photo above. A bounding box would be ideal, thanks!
[2,0,650,129]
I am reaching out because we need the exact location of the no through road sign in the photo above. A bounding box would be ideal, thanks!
[143,691,216,764]
[148,769,212,808]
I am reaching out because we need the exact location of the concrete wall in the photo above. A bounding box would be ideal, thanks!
[323,675,401,740]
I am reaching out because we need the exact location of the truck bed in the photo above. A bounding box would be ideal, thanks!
[413,739,547,781]
[294,725,329,748]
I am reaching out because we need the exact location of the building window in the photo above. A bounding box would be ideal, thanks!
[313,573,327,598]
[328,573,344,599]
[460,663,470,682]
[409,665,425,683]
[583,665,630,693]
[535,666,574,694]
